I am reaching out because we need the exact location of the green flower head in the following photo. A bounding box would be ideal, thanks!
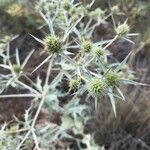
[69,78,80,90]
[12,65,22,74]
[89,77,106,94]
[105,71,120,86]
[81,39,92,53]
[62,0,71,11]
[115,23,130,37]
[94,47,105,57]
[70,7,77,15]
[89,8,104,20]
[44,35,62,53]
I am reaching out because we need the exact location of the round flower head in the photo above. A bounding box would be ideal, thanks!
[81,39,92,53]
[89,78,106,94]
[94,47,105,57]
[70,7,77,15]
[69,78,80,90]
[89,8,104,20]
[62,0,71,11]
[115,23,130,37]
[105,71,120,86]
[12,65,22,75]
[44,35,62,53]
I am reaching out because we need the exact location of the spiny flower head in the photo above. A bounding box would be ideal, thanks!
[69,78,80,90]
[81,39,92,53]
[94,47,105,57]
[70,7,77,15]
[105,71,120,86]
[115,23,130,37]
[89,8,104,20]
[89,77,106,94]
[62,0,71,11]
[44,35,62,53]
[12,65,22,75]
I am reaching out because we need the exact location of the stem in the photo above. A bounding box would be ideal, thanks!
[16,55,55,149]
[6,128,29,134]
[17,80,40,96]
[0,94,38,98]
[103,35,118,50]
[45,55,54,86]
[16,130,31,150]
[31,96,45,128]
[32,130,40,150]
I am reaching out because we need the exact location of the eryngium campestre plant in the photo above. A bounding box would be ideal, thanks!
[81,39,93,53]
[0,0,142,149]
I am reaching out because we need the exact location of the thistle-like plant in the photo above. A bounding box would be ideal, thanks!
[0,0,147,149]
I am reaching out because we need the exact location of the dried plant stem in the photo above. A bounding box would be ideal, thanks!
[16,57,54,150]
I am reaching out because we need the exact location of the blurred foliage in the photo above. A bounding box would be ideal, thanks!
[0,0,16,8]
[89,0,150,43]
[0,0,41,37]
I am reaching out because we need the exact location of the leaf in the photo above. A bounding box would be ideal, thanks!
[15,48,20,66]
[108,88,117,117]
[115,86,125,101]
[115,51,133,72]
[29,34,44,44]
[95,39,112,46]
[63,15,83,42]
[32,55,52,73]
[35,76,43,92]
[122,79,150,86]
[22,49,34,68]
[50,71,64,89]
[0,64,10,70]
